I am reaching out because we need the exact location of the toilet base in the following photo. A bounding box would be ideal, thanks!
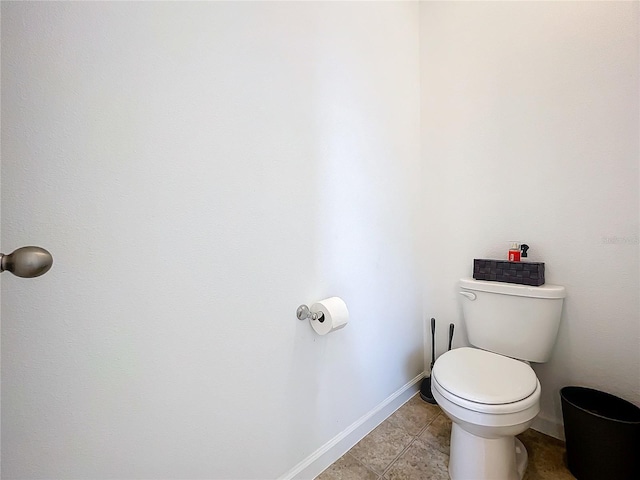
[448,423,528,480]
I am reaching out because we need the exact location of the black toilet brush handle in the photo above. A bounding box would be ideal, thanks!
[448,323,454,351]
[430,317,436,368]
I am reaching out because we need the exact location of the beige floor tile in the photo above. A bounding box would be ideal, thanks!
[321,396,574,480]
[518,429,575,480]
[384,436,449,480]
[417,413,451,455]
[316,453,379,480]
[348,420,414,475]
[386,394,441,436]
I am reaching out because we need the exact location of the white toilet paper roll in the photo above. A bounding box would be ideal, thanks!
[310,297,349,335]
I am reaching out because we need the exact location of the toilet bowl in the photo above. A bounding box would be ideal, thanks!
[432,347,541,480]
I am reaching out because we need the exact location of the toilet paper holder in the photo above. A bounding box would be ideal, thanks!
[296,304,325,323]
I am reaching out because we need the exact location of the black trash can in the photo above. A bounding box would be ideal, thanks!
[561,386,640,480]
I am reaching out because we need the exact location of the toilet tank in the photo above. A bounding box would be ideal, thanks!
[459,277,566,363]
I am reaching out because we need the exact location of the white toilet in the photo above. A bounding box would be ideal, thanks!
[431,277,566,480]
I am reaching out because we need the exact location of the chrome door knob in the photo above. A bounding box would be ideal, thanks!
[0,246,53,278]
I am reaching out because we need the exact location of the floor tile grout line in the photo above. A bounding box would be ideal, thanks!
[345,451,385,479]
[379,412,444,478]
[379,428,424,477]
[343,397,444,479]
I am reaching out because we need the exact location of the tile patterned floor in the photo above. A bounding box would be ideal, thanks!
[317,393,575,480]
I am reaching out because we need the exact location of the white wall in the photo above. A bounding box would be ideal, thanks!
[1,2,422,478]
[420,0,639,437]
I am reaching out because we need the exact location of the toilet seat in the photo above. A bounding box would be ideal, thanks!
[432,347,540,415]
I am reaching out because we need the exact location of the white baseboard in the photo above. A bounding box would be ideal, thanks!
[531,415,565,441]
[278,373,424,480]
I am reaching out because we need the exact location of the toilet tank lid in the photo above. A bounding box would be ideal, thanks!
[460,277,566,299]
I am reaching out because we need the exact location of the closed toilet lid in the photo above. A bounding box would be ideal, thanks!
[432,347,538,405]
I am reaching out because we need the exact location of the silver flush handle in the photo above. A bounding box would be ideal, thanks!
[459,291,477,301]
